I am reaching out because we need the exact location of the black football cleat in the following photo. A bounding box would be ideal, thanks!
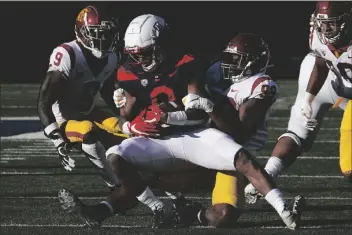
[152,207,166,229]
[58,188,101,228]
[172,195,205,227]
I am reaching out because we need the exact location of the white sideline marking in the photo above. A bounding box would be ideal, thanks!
[268,140,339,143]
[0,171,344,178]
[1,106,37,109]
[1,223,351,229]
[0,157,26,161]
[1,116,39,120]
[268,127,339,131]
[270,117,341,121]
[2,196,351,200]
[0,155,339,160]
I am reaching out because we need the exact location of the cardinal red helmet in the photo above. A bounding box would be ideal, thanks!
[75,6,120,58]
[221,33,271,83]
[311,1,352,45]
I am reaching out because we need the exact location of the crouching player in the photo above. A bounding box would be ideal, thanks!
[37,5,128,188]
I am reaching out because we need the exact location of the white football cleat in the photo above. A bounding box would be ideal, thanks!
[244,183,263,204]
[281,195,305,230]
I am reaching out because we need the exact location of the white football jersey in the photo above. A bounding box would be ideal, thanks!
[206,61,279,152]
[328,46,352,88]
[47,40,119,123]
[309,26,339,63]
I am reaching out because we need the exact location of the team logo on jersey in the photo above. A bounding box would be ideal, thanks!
[77,8,91,23]
[141,79,148,87]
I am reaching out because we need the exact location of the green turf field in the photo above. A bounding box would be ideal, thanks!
[1,81,351,235]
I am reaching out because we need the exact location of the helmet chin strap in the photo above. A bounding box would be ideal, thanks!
[76,34,108,59]
[231,51,269,83]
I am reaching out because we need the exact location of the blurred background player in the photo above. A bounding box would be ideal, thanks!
[37,5,128,188]
[245,1,352,204]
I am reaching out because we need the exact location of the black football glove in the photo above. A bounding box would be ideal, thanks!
[331,75,352,99]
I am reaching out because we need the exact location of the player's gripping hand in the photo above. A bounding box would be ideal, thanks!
[182,94,214,113]
[44,123,76,171]
[113,88,127,108]
[300,92,318,131]
[128,119,160,137]
[57,142,76,171]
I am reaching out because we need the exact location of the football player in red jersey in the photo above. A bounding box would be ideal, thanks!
[58,14,302,230]
[37,5,128,188]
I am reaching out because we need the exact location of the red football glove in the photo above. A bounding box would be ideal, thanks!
[128,118,160,137]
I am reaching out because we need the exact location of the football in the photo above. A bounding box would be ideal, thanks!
[137,102,178,126]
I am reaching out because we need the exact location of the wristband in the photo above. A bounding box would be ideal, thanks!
[44,122,59,136]
[122,121,132,135]
[303,92,316,104]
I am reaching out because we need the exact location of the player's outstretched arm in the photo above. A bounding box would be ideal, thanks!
[302,55,329,117]
[37,71,66,128]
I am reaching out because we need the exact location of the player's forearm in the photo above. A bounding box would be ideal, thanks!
[163,110,208,126]
[37,100,57,128]
[306,56,329,97]
[208,105,246,142]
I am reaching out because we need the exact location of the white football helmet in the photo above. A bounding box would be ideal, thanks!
[124,14,168,72]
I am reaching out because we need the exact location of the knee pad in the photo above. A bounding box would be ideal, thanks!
[278,132,303,149]
[106,145,122,164]
[64,120,95,143]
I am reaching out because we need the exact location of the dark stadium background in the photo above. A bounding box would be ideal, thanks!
[2,1,316,83]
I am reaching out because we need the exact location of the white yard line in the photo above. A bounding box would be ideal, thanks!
[268,140,339,143]
[1,106,37,109]
[268,127,339,131]
[0,223,351,229]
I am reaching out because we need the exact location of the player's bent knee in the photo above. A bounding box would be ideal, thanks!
[205,204,241,228]
[234,148,256,174]
[278,132,302,149]
[106,145,122,166]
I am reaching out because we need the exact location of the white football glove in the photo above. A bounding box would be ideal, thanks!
[44,123,75,171]
[182,94,214,113]
[57,142,76,171]
[300,92,318,131]
[113,88,127,108]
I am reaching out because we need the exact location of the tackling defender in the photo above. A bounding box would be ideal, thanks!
[245,1,352,204]
[104,15,302,230]
[182,32,287,228]
[37,5,128,188]
[58,14,303,230]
